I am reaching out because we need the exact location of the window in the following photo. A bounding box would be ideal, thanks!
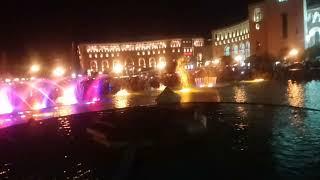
[149,58,157,68]
[90,60,98,72]
[282,13,288,39]
[315,32,320,46]
[102,60,109,71]
[139,58,146,68]
[233,45,239,57]
[256,23,260,30]
[224,46,231,56]
[245,41,250,58]
[239,43,245,57]
[254,8,263,22]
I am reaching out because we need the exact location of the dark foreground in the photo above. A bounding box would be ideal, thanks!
[0,102,320,179]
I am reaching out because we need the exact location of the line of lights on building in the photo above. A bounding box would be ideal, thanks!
[85,39,204,54]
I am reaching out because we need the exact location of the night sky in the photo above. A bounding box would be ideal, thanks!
[0,0,316,74]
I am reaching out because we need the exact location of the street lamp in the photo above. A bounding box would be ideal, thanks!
[30,64,40,73]
[53,67,65,77]
[288,48,299,57]
[113,64,124,74]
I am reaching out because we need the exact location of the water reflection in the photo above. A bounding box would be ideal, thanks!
[272,109,320,177]
[114,95,129,109]
[57,117,72,137]
[287,80,304,107]
[233,86,247,103]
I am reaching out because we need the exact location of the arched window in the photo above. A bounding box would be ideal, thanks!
[233,45,239,57]
[90,60,98,72]
[101,60,109,72]
[245,41,250,58]
[126,59,134,67]
[224,46,231,56]
[139,58,146,68]
[239,43,245,57]
[254,8,263,22]
[149,57,157,68]
[113,60,121,69]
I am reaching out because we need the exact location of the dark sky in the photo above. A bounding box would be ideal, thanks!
[0,0,315,71]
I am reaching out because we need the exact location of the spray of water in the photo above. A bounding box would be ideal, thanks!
[0,88,13,114]
[176,58,190,89]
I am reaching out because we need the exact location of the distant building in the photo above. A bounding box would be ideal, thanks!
[212,0,319,63]
[77,38,205,75]
[212,20,250,62]
[306,5,320,48]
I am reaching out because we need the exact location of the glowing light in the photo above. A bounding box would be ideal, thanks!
[288,49,299,57]
[30,64,40,73]
[56,86,78,106]
[157,61,166,70]
[179,88,191,93]
[113,64,124,74]
[275,61,280,65]
[195,77,217,88]
[0,88,13,115]
[114,89,129,108]
[241,78,265,83]
[5,79,11,83]
[213,59,220,65]
[71,73,76,79]
[158,84,166,91]
[115,89,129,97]
[205,61,210,66]
[32,102,46,110]
[53,67,65,77]
[235,55,244,62]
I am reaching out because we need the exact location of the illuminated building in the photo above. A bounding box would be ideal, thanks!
[212,20,250,60]
[77,38,205,75]
[306,4,320,48]
[212,0,319,60]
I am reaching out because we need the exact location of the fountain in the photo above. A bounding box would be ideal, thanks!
[0,87,13,114]
[176,58,190,89]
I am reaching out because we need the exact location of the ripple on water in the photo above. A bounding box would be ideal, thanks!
[271,109,320,177]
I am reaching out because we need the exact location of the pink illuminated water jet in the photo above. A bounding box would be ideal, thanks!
[0,88,14,114]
